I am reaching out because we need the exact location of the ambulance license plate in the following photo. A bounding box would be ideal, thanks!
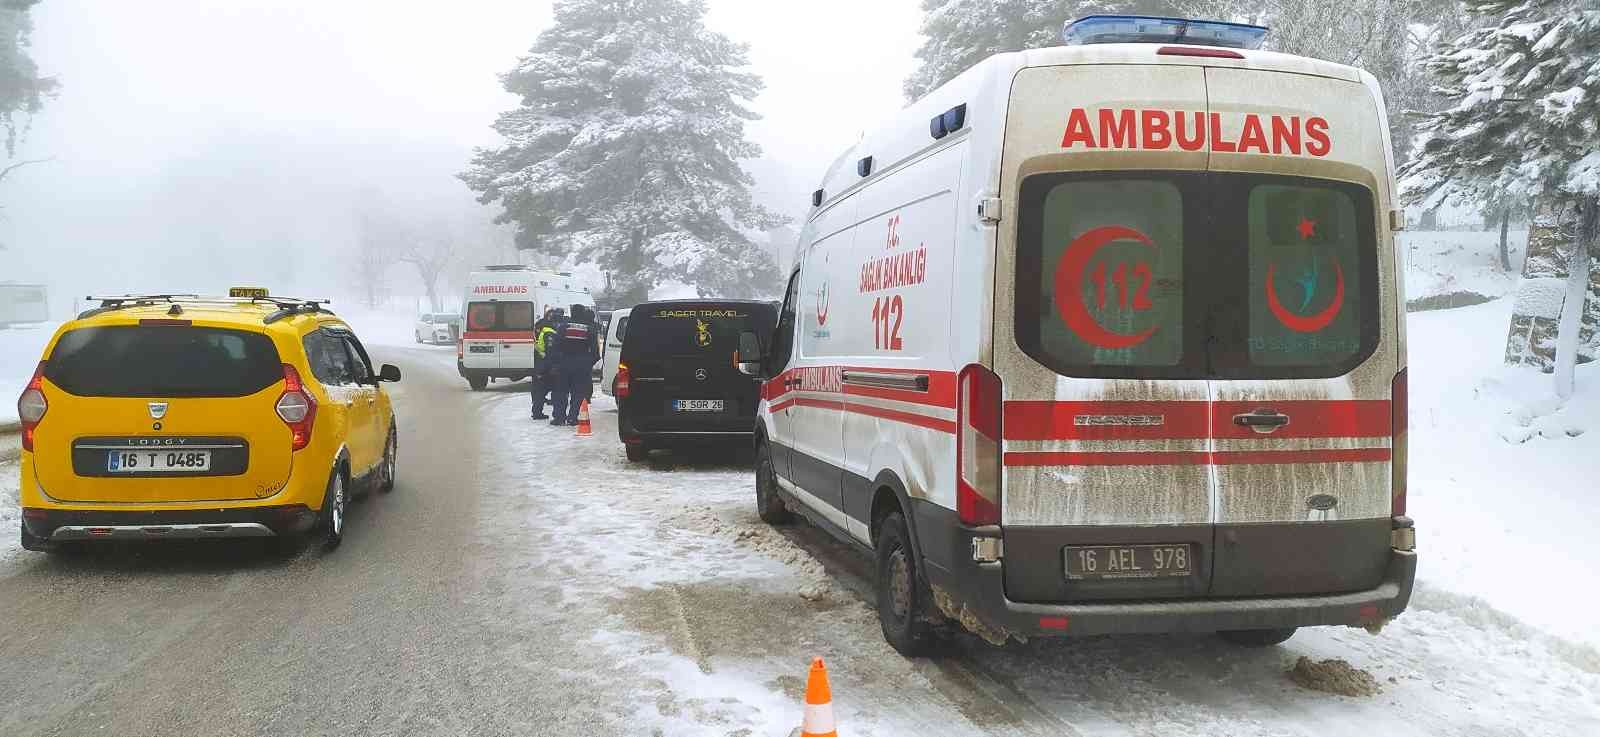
[673,399,724,412]
[468,344,495,354]
[1064,544,1191,580]
[106,449,212,473]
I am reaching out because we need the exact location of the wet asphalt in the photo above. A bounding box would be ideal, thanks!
[0,347,667,737]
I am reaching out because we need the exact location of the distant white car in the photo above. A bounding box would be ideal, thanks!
[600,307,631,396]
[414,313,459,344]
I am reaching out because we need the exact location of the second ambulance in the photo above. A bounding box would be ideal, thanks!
[742,16,1416,655]
[458,266,595,391]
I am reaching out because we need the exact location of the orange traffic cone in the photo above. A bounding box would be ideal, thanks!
[575,400,593,437]
[800,657,837,737]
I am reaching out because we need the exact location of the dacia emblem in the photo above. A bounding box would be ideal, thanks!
[148,402,169,420]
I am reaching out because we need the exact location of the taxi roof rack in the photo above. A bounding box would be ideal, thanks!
[79,294,334,323]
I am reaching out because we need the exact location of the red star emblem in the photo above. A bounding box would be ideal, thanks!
[1297,217,1317,240]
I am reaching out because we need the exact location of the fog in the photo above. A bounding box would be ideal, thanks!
[0,0,921,314]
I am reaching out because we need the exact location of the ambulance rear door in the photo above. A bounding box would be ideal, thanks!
[994,63,1216,604]
[1202,67,1399,597]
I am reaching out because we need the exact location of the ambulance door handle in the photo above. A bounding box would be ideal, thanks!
[1233,409,1290,433]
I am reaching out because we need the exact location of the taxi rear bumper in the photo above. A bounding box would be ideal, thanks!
[22,505,319,540]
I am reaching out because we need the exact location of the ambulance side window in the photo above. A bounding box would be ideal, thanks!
[769,268,801,374]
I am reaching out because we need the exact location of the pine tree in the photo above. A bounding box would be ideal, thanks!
[461,0,784,306]
[1400,0,1600,397]
[1,0,55,158]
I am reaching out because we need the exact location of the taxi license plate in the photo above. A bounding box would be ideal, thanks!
[1064,544,1191,580]
[673,399,724,412]
[107,449,212,473]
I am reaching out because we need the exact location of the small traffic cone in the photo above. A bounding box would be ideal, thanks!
[575,400,593,437]
[800,657,837,737]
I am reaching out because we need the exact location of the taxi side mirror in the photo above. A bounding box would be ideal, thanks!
[736,331,764,377]
[378,364,402,383]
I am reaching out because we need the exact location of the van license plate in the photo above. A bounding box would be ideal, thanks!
[674,399,724,412]
[1064,544,1191,580]
[106,450,212,473]
[469,344,495,354]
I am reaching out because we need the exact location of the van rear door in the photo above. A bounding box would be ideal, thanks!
[995,64,1215,604]
[621,303,775,434]
[1203,68,1398,596]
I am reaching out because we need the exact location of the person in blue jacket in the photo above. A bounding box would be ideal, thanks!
[548,304,600,426]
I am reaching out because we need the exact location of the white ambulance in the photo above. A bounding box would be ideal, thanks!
[458,266,595,391]
[739,16,1416,655]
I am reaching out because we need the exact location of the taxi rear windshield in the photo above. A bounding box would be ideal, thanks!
[44,326,283,397]
[466,301,536,332]
[1015,172,1378,380]
[621,304,777,359]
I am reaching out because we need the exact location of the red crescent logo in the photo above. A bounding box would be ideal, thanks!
[815,282,829,326]
[1265,261,1345,333]
[1052,225,1159,350]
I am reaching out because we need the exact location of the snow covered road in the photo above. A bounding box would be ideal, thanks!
[1,337,1596,736]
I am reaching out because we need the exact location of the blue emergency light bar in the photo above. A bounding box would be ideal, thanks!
[1062,15,1269,50]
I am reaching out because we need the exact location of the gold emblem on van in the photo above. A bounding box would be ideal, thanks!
[694,318,712,348]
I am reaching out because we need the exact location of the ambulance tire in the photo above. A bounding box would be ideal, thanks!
[467,375,488,391]
[1218,627,1297,647]
[754,443,791,525]
[876,511,937,657]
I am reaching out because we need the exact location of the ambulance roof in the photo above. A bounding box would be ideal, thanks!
[807,43,1367,221]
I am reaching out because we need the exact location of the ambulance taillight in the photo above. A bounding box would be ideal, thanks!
[957,364,1003,526]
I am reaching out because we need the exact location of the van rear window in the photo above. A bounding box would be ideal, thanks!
[1016,172,1377,380]
[44,326,282,398]
[622,304,776,358]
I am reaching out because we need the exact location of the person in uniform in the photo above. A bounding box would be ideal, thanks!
[548,304,600,426]
[530,308,562,419]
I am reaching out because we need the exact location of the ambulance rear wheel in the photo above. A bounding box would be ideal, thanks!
[467,375,488,391]
[1218,627,1297,647]
[754,443,791,525]
[876,511,935,657]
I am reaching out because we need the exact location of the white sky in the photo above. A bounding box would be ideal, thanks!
[1,0,922,303]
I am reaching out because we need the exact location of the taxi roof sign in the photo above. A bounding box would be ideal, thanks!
[1062,15,1268,50]
[229,286,271,299]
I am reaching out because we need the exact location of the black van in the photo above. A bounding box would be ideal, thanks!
[615,300,778,461]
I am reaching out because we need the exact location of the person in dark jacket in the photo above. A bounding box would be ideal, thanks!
[548,304,600,426]
[529,308,562,419]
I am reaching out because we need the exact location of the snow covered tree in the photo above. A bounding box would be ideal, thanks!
[461,0,784,306]
[1400,0,1600,398]
[1,0,54,158]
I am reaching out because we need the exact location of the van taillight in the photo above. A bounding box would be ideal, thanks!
[957,364,1002,526]
[275,364,317,451]
[1391,368,1408,516]
[16,362,47,453]
[615,363,631,398]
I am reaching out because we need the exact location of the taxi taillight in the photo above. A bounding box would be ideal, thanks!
[16,362,47,453]
[615,363,631,398]
[275,364,317,451]
[956,364,1002,526]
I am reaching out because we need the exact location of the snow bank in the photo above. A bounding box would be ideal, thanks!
[1,459,19,560]
[1407,297,1600,646]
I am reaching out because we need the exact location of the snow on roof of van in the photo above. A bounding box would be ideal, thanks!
[808,43,1365,219]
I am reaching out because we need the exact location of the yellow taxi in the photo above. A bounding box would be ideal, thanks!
[14,290,400,551]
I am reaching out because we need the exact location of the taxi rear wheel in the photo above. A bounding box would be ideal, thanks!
[379,426,397,493]
[318,469,346,550]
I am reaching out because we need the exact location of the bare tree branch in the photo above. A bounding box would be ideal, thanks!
[0,156,53,184]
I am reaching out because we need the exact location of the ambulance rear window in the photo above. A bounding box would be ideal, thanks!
[1016,171,1378,380]
[466,301,536,332]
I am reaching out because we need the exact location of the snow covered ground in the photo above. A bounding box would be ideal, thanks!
[1398,228,1527,306]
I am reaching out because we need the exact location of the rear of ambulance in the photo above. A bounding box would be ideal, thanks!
[954,17,1415,640]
